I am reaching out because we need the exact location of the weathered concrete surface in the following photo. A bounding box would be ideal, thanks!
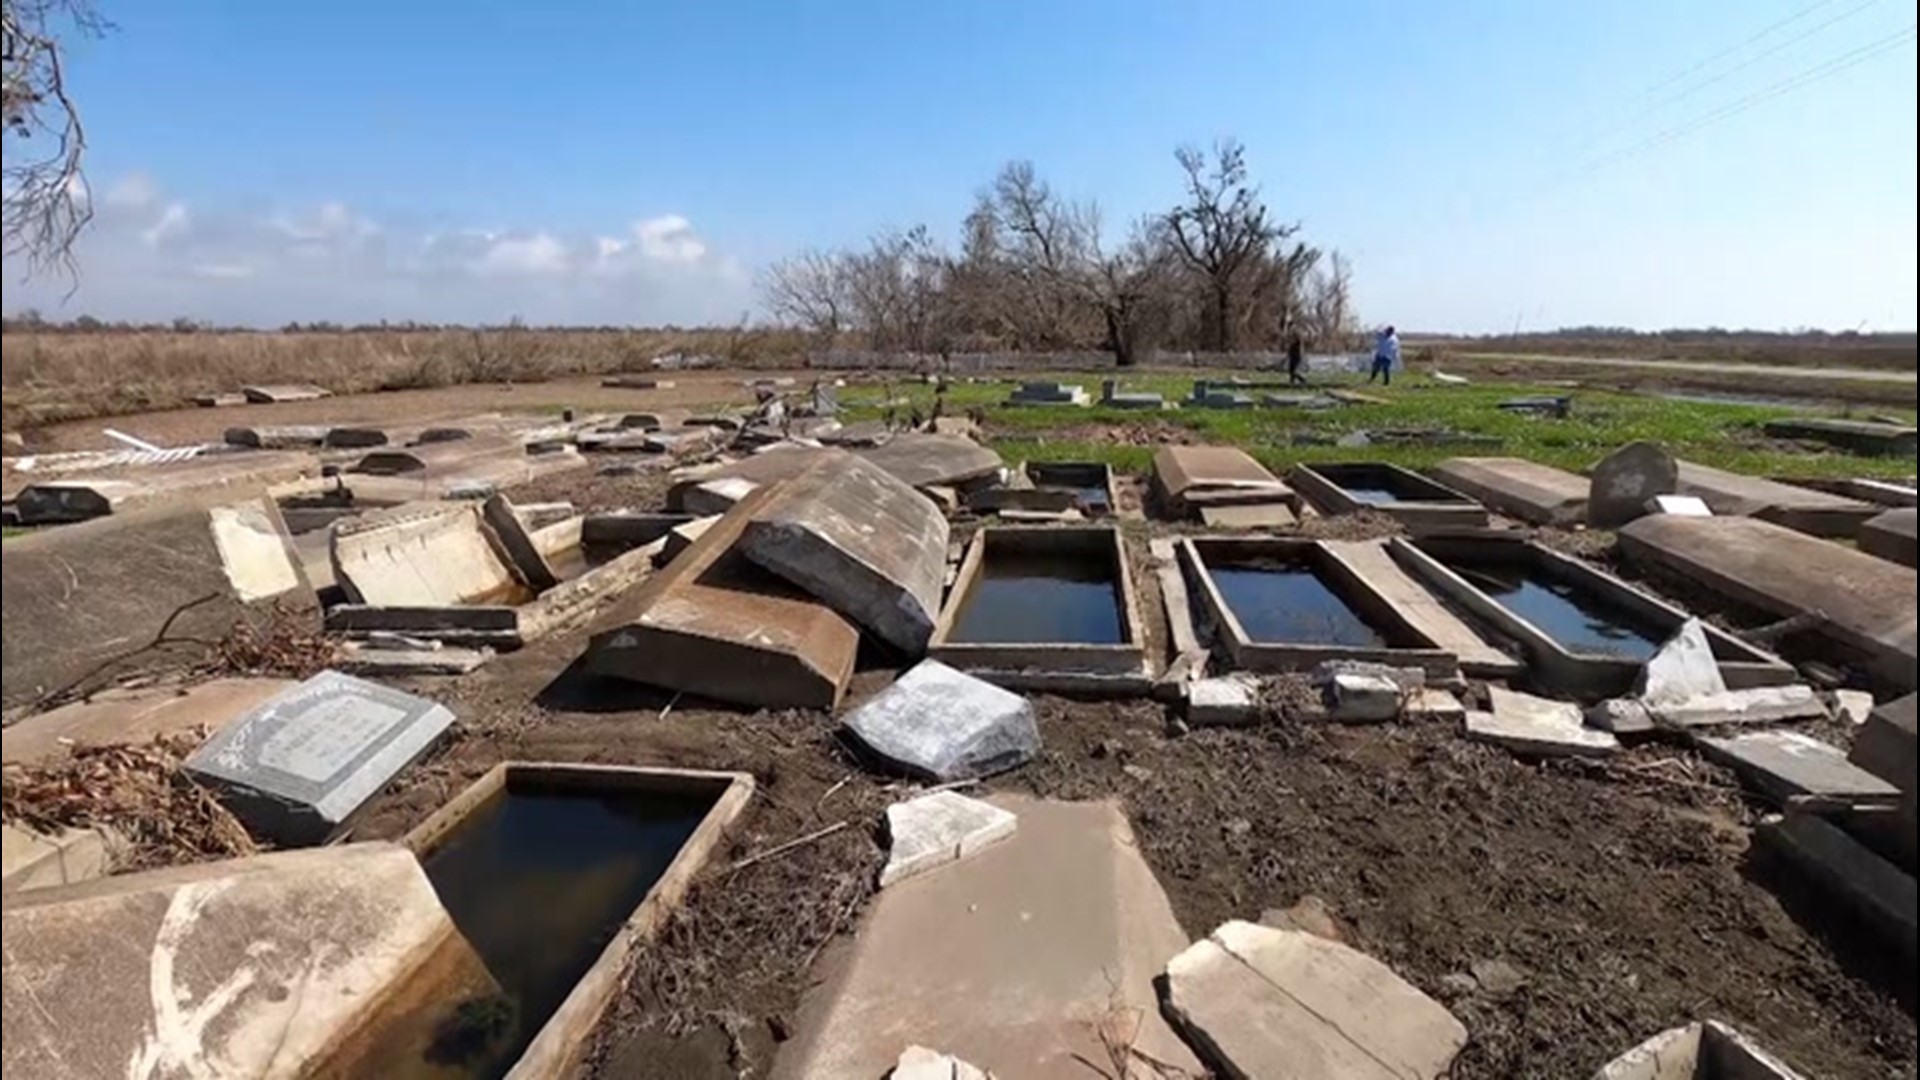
[482,493,561,592]
[1759,812,1916,958]
[2,498,314,711]
[2,824,116,893]
[1588,697,1656,735]
[586,486,860,709]
[1589,441,1678,529]
[1763,416,1917,458]
[1,843,497,1080]
[1859,507,1917,568]
[184,671,456,846]
[1430,457,1588,525]
[1407,687,1467,723]
[580,511,696,547]
[666,445,844,511]
[335,642,491,676]
[856,434,1005,491]
[773,795,1201,1080]
[1199,501,1299,529]
[891,1046,993,1080]
[1187,674,1263,725]
[241,382,331,402]
[2,677,295,766]
[1324,540,1521,677]
[843,660,1039,781]
[13,450,320,524]
[224,424,329,449]
[682,476,762,516]
[1618,515,1918,693]
[1595,1021,1809,1080]
[662,515,720,562]
[1470,687,1621,758]
[1637,619,1727,707]
[1849,694,1916,867]
[881,790,1019,888]
[1841,478,1919,508]
[1698,730,1903,807]
[1163,920,1467,1080]
[330,501,519,607]
[342,443,588,504]
[741,456,949,655]
[1152,445,1294,516]
[1325,673,1402,723]
[348,434,526,477]
[1650,685,1828,729]
[1676,461,1877,538]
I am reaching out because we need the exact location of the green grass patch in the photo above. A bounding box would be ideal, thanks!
[842,372,1917,480]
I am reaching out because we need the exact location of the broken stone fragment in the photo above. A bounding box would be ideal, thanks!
[880,791,1018,889]
[1324,673,1403,723]
[1468,687,1620,758]
[842,660,1040,782]
[1186,675,1262,726]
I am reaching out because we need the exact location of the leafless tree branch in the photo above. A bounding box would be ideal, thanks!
[4,0,107,280]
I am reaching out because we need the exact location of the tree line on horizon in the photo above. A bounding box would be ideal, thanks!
[761,139,1358,367]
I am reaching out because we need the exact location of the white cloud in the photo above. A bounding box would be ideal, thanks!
[4,173,756,326]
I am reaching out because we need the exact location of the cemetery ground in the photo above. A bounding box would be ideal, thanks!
[2,365,1915,1078]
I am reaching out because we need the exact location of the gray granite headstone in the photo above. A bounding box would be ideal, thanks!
[842,660,1039,781]
[184,671,455,846]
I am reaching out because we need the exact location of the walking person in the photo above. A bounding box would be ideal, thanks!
[1286,331,1307,386]
[1369,325,1400,386]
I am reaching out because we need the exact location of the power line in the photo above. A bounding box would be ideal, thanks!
[1541,24,1916,196]
[1635,0,1843,100]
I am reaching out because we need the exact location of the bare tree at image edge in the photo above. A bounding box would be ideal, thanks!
[4,0,106,277]
[1165,138,1316,352]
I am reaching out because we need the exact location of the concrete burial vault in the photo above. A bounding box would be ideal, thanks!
[11,450,321,525]
[1393,531,1794,699]
[1675,460,1878,539]
[1150,444,1297,519]
[1429,456,1589,526]
[1292,462,1489,531]
[1,496,314,711]
[1180,536,1470,679]
[587,484,861,709]
[395,763,752,1078]
[738,454,950,655]
[1620,514,1918,695]
[928,526,1150,694]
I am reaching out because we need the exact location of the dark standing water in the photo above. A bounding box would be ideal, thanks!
[1314,465,1467,505]
[949,552,1124,644]
[413,788,712,1078]
[1340,486,1406,506]
[1207,562,1386,647]
[1042,483,1112,513]
[1448,562,1662,660]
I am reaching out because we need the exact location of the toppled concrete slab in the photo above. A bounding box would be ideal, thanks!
[194,391,247,408]
[1430,457,1587,525]
[1589,441,1678,529]
[2,824,116,893]
[682,476,761,515]
[1163,920,1467,1080]
[773,795,1201,1079]
[1596,1021,1809,1080]
[1759,813,1916,958]
[1326,540,1522,678]
[1618,515,1918,693]
[1859,507,1917,568]
[1470,687,1621,758]
[241,382,330,402]
[349,434,526,477]
[2,677,295,767]
[2,498,314,710]
[331,501,519,607]
[335,642,491,676]
[667,445,843,511]
[1850,694,1916,792]
[881,791,1018,888]
[1407,687,1467,723]
[1187,674,1263,725]
[1698,730,1903,807]
[482,493,561,592]
[1152,445,1294,517]
[1637,618,1728,707]
[1,843,497,1080]
[1764,416,1916,458]
[1651,685,1828,729]
[586,487,860,709]
[663,515,720,562]
[855,433,1004,491]
[223,424,329,448]
[742,456,949,655]
[13,450,320,524]
[843,660,1039,781]
[580,511,696,547]
[184,671,455,846]
[1840,477,1918,507]
[1677,461,1878,538]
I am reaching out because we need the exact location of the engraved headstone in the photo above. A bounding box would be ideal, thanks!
[184,671,455,846]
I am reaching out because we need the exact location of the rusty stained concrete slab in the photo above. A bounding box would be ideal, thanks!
[586,484,860,710]
[1430,456,1588,526]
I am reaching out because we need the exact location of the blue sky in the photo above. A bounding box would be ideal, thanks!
[6,0,1915,331]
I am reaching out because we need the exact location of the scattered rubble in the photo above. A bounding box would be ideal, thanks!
[880,790,1018,888]
[1469,686,1621,758]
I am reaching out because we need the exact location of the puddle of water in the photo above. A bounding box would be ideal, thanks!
[1035,483,1111,512]
[1447,561,1662,660]
[411,788,712,1079]
[1339,485,1406,506]
[1206,560,1387,647]
[949,552,1124,644]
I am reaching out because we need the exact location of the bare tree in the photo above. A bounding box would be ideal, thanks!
[760,248,851,340]
[4,0,106,275]
[1164,138,1304,352]
[1300,249,1358,348]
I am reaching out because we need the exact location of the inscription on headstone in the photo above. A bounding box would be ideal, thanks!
[186,671,455,846]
